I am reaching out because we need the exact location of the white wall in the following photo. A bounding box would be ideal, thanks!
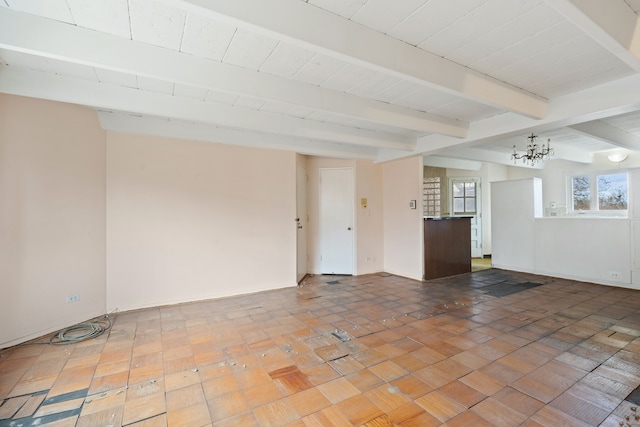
[491,178,542,273]
[383,156,424,281]
[535,218,631,285]
[492,177,634,288]
[0,94,106,348]
[106,132,297,311]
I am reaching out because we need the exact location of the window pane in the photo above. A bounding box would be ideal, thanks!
[453,198,464,213]
[572,176,591,210]
[465,183,475,197]
[598,173,627,210]
[453,183,464,197]
[465,198,476,212]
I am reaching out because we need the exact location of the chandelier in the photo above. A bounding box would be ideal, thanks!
[511,133,553,166]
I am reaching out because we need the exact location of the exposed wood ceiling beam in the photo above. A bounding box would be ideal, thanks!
[551,146,595,164]
[423,156,482,171]
[169,0,548,119]
[376,73,640,163]
[0,7,466,138]
[98,112,378,160]
[569,120,640,151]
[433,147,544,169]
[0,65,414,151]
[543,0,640,71]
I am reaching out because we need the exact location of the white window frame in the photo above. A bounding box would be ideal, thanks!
[567,170,629,216]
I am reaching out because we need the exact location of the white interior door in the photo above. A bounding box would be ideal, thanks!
[319,168,354,275]
[450,178,483,258]
[296,161,308,282]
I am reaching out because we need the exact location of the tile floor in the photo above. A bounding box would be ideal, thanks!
[2,269,640,426]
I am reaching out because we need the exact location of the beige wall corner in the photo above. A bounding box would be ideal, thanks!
[0,94,107,348]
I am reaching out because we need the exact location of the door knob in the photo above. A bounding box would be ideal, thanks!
[347,227,352,230]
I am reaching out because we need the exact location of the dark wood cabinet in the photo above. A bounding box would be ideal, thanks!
[424,217,471,280]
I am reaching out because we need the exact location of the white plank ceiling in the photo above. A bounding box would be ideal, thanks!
[1,0,640,166]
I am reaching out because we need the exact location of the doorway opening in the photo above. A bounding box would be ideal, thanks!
[449,177,483,259]
[472,256,492,272]
[296,158,308,283]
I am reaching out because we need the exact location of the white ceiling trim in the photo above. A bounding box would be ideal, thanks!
[0,65,415,151]
[423,156,482,171]
[98,111,379,160]
[427,145,592,169]
[543,0,640,71]
[167,0,549,119]
[431,147,544,170]
[376,72,640,163]
[551,145,595,164]
[0,7,467,138]
[569,120,640,151]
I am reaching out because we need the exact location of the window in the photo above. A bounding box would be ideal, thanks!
[452,182,477,214]
[423,177,441,216]
[571,172,627,213]
[571,176,591,210]
[598,173,628,210]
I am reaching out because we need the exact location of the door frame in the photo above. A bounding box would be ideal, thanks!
[448,176,483,258]
[296,158,308,283]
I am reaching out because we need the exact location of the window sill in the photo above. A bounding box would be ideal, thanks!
[541,214,628,219]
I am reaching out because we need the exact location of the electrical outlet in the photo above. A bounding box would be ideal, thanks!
[66,294,80,303]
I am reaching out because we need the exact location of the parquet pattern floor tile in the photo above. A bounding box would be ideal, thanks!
[2,269,640,425]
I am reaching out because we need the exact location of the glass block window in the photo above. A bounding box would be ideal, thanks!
[423,177,441,216]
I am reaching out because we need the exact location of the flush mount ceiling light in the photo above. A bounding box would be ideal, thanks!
[607,152,628,163]
[511,133,554,166]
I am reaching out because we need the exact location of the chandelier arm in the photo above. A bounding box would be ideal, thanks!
[511,134,554,166]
